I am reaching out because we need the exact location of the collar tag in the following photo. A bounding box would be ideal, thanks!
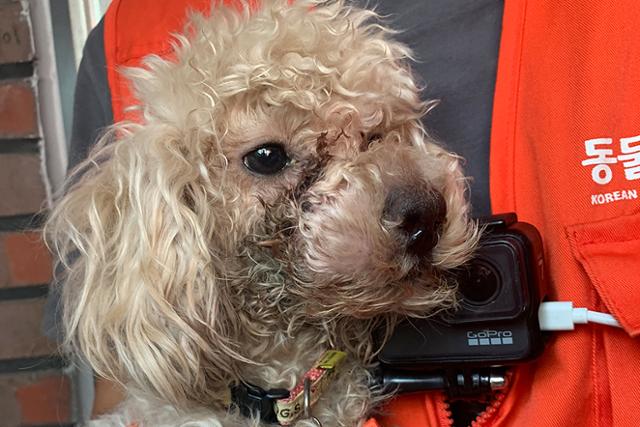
[274,350,346,425]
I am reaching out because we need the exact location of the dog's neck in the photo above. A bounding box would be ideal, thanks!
[235,314,394,385]
[240,328,345,390]
[230,326,382,426]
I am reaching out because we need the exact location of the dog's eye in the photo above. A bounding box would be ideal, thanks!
[243,143,290,175]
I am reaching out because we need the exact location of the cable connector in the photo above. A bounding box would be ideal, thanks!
[538,301,621,331]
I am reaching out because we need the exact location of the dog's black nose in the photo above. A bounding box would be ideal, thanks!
[383,186,447,256]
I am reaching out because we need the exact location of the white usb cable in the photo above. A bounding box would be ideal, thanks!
[538,301,622,331]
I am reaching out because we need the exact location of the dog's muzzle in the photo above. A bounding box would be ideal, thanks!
[383,186,447,257]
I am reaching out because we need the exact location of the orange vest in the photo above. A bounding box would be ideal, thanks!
[104,1,640,426]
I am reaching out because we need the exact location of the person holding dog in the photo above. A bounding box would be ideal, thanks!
[44,0,640,426]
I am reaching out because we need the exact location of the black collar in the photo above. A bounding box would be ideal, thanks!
[230,382,290,424]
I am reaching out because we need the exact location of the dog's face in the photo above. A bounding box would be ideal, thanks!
[48,0,477,408]
[224,102,462,322]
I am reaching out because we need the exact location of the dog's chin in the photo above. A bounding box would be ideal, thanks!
[327,279,456,321]
[391,270,458,316]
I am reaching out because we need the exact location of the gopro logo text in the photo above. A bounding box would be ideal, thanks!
[467,330,514,346]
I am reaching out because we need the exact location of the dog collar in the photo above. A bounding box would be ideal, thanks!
[230,350,346,425]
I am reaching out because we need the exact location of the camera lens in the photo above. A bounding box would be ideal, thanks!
[457,260,501,305]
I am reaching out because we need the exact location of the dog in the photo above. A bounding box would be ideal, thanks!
[46,1,479,425]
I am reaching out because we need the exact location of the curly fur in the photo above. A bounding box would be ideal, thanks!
[45,1,479,425]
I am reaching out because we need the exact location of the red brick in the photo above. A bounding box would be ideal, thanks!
[15,373,71,425]
[0,298,57,360]
[0,370,71,426]
[0,2,34,64]
[0,239,9,286]
[0,231,52,288]
[0,80,39,138]
[0,153,48,216]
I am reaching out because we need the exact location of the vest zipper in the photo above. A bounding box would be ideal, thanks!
[469,391,507,427]
[438,370,513,427]
[435,393,454,427]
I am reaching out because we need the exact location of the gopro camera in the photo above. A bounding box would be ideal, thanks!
[378,213,547,396]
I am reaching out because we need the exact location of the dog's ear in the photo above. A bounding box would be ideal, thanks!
[45,123,247,407]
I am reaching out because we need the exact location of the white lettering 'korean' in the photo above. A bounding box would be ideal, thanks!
[582,138,617,185]
[618,135,640,180]
[591,189,638,205]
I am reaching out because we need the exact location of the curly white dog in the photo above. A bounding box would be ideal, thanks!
[46,1,479,425]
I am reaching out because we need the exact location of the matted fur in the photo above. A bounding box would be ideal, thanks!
[45,0,479,425]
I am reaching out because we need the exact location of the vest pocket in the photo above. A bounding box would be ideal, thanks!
[566,212,640,337]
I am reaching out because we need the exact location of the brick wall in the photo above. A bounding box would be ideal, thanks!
[0,2,73,426]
